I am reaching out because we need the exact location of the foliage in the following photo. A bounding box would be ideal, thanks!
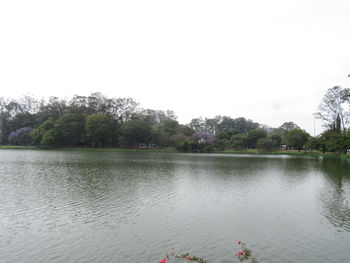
[256,137,277,150]
[8,127,32,145]
[176,139,213,153]
[246,129,267,148]
[121,119,151,147]
[85,114,117,147]
[285,129,310,151]
[191,132,215,145]
[230,134,249,148]
[270,122,300,144]
[322,130,350,153]
[306,136,325,152]
[189,116,259,135]
[213,138,229,149]
[30,117,56,146]
[54,113,86,147]
[160,250,207,263]
[5,91,350,154]
[315,86,350,130]
[270,134,282,146]
[235,241,258,263]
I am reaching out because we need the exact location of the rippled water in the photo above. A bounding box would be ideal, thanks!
[1,150,350,263]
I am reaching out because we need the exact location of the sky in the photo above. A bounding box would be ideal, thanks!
[1,0,350,135]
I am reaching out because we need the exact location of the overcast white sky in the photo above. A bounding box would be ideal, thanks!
[1,0,350,135]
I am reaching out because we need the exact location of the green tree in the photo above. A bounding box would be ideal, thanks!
[230,133,249,148]
[152,119,180,147]
[121,119,151,147]
[30,117,56,146]
[256,137,278,150]
[85,114,117,147]
[270,134,282,146]
[247,129,267,148]
[306,136,325,152]
[41,129,59,146]
[213,138,229,149]
[54,113,86,146]
[322,131,349,153]
[286,129,310,151]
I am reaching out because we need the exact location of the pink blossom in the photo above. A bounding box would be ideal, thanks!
[237,241,241,245]
[186,257,191,261]
[160,258,168,263]
[238,251,244,255]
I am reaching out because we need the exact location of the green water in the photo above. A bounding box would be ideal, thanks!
[1,150,350,263]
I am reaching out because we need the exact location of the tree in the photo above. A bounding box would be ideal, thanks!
[54,113,86,146]
[246,129,267,148]
[315,86,350,130]
[285,129,310,151]
[279,122,300,132]
[85,114,117,147]
[189,117,206,132]
[0,111,10,144]
[230,133,249,148]
[191,132,215,145]
[270,134,282,146]
[233,117,260,134]
[41,129,59,146]
[319,130,350,153]
[152,119,180,147]
[38,96,67,121]
[8,127,32,145]
[121,119,151,147]
[256,137,277,150]
[30,117,56,146]
[306,136,325,152]
[270,122,300,144]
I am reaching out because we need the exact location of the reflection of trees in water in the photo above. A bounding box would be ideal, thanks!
[319,158,350,232]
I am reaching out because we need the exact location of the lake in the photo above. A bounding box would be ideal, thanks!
[1,150,350,263]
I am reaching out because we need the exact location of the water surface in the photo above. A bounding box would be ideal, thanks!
[1,150,350,263]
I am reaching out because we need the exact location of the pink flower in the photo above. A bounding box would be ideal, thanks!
[186,257,191,261]
[237,241,241,245]
[160,258,168,263]
[238,251,244,255]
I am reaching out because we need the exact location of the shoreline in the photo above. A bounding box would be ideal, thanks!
[0,145,349,158]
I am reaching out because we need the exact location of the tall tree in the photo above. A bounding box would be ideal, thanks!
[286,129,310,151]
[121,119,151,147]
[54,113,86,146]
[85,114,117,147]
[315,86,350,130]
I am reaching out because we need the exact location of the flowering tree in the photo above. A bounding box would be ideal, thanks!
[191,132,215,145]
[8,127,32,145]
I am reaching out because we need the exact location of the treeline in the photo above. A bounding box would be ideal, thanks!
[0,92,312,152]
[0,93,192,148]
[1,88,350,154]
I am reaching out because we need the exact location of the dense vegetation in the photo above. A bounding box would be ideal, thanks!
[0,87,350,154]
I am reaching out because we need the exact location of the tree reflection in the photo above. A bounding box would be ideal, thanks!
[319,158,350,232]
